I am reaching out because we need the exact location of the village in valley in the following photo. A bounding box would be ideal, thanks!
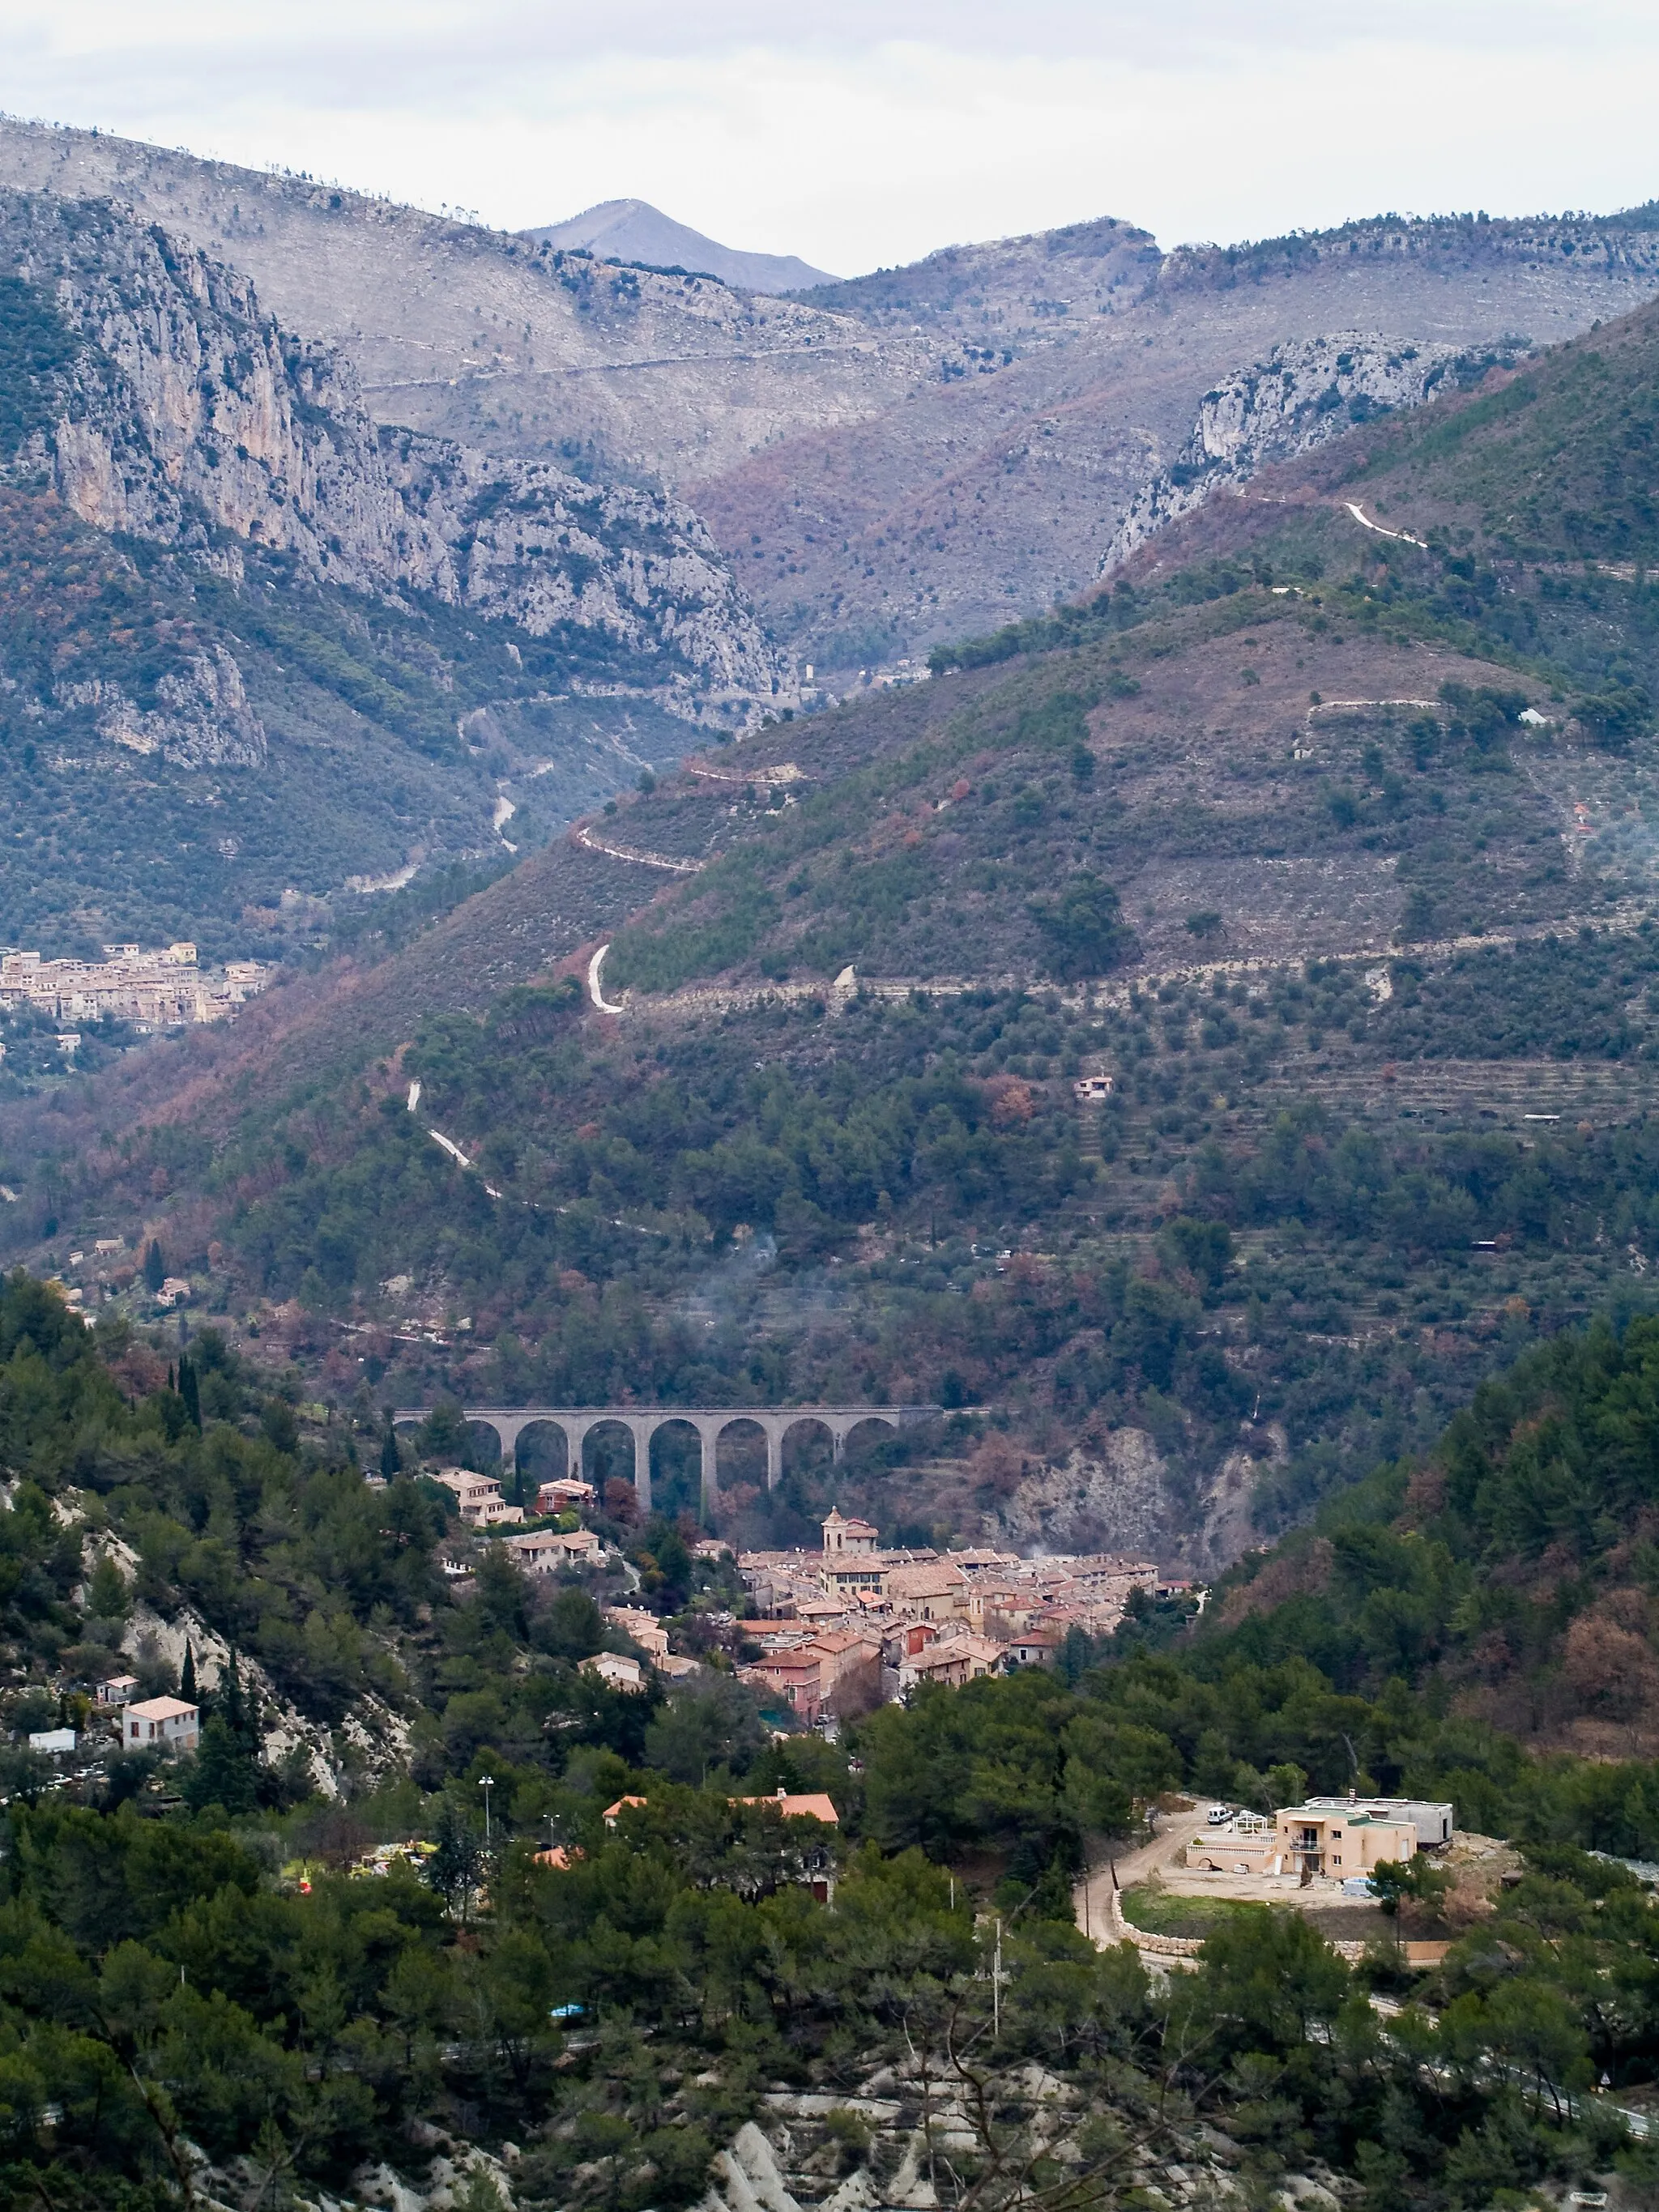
[416,1453,1189,1721]
[726,1507,1180,1722]
[0,940,271,1086]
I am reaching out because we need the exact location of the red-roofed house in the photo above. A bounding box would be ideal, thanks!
[897,1634,1005,1691]
[736,1789,840,1824]
[602,1795,650,1826]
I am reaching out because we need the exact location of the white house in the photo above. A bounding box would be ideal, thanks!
[123,1697,199,1752]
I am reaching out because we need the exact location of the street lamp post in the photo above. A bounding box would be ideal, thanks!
[480,1774,495,1847]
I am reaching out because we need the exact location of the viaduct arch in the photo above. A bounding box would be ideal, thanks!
[390,1404,938,1516]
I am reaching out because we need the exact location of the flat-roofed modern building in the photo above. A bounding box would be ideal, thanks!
[1299,1796,1455,1847]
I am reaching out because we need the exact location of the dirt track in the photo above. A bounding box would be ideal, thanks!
[1073,1798,1221,1946]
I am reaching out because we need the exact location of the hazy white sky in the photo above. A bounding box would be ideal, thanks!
[4,3,1657,275]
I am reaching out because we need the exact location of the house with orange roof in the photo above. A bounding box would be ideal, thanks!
[886,1561,969,1622]
[601,1795,650,1826]
[898,1633,1005,1692]
[736,1788,840,1824]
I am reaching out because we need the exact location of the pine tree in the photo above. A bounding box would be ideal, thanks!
[177,1353,201,1430]
[180,1640,198,1705]
[429,1797,483,1921]
[143,1239,165,1293]
[87,1554,129,1621]
[181,1715,257,1817]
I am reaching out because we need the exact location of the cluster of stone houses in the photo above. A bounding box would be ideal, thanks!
[0,943,267,1029]
[427,1468,607,1574]
[397,1471,1179,1727]
[732,1511,1167,1723]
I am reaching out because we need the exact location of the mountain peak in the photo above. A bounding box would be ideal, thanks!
[519,196,837,294]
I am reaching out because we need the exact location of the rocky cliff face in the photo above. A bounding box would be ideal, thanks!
[0,190,785,738]
[1098,329,1504,573]
[53,644,267,769]
[992,1430,1177,1556]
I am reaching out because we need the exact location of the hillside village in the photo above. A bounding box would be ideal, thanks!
[0,940,268,1029]
[426,1458,1179,1722]
[728,1508,1174,1719]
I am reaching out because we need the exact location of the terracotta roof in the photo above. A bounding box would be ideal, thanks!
[737,1791,840,1825]
[532,1844,583,1869]
[887,1563,967,1597]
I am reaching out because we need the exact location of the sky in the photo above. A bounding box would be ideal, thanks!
[3,3,1657,276]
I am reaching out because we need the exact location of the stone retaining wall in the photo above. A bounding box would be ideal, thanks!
[1108,1884,1203,1958]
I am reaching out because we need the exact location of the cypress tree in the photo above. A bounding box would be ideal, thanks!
[143,1239,165,1293]
[180,1640,198,1704]
[178,1354,201,1430]
[380,1421,402,1481]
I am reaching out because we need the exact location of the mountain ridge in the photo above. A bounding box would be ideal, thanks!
[521,196,837,294]
[7,118,1659,680]
[0,182,793,952]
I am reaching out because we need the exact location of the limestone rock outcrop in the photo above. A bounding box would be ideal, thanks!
[1099,330,1496,573]
[0,189,786,746]
[992,1428,1176,1555]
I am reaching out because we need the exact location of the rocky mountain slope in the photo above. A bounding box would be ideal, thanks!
[0,118,936,499]
[16,288,1659,1573]
[5,186,781,718]
[523,196,836,292]
[718,210,1659,674]
[5,119,1657,684]
[0,183,790,949]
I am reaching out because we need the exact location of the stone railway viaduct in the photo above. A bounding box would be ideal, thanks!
[391,1404,937,1515]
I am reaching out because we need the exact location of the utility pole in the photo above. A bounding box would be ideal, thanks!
[992,1916,1004,2041]
[480,1773,495,1847]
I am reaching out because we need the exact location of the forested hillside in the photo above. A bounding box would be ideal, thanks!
[0,1266,1654,2209]
[1209,1311,1659,1753]
[12,289,1659,1566]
